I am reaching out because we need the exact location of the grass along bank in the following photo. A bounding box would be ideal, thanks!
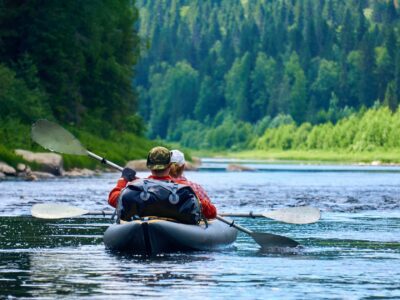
[193,149,400,165]
[0,121,160,172]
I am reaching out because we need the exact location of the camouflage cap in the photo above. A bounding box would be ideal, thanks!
[146,146,171,170]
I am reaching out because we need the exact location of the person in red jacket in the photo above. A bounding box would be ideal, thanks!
[108,146,175,208]
[108,147,217,220]
[169,149,217,219]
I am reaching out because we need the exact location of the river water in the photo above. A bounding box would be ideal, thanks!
[1,162,400,299]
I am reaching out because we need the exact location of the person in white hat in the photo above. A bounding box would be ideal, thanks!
[170,150,217,219]
[169,149,186,179]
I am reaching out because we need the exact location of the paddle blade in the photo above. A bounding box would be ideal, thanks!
[263,206,321,224]
[31,203,89,219]
[251,232,299,248]
[32,119,87,155]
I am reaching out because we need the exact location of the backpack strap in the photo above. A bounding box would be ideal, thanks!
[168,182,180,204]
[139,179,151,201]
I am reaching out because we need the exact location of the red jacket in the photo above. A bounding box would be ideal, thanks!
[108,175,217,219]
[173,176,217,219]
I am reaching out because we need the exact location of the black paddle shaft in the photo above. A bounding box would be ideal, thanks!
[216,216,299,248]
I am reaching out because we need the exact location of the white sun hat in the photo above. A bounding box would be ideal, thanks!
[170,149,185,166]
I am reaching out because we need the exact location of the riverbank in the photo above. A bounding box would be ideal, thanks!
[193,149,400,165]
[3,147,400,180]
[0,122,160,180]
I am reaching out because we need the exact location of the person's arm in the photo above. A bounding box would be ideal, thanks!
[108,178,128,207]
[108,168,137,208]
[191,182,217,219]
[201,197,217,219]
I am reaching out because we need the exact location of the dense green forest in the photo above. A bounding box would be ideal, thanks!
[1,0,400,167]
[0,1,153,167]
[136,0,400,150]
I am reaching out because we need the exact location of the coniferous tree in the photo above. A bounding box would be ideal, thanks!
[358,33,377,107]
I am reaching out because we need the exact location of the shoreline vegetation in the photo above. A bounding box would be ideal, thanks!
[2,146,400,181]
[195,149,400,165]
[2,106,400,180]
[193,106,400,166]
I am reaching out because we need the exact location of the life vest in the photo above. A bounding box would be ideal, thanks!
[117,178,202,224]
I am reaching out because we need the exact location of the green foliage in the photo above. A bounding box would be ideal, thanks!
[0,1,152,170]
[62,129,157,170]
[148,61,199,138]
[0,118,34,150]
[0,144,26,167]
[0,1,142,137]
[136,0,400,150]
[171,112,255,151]
[0,122,158,170]
[256,107,400,152]
[268,114,295,129]
[137,0,400,145]
[0,64,49,124]
[224,53,251,121]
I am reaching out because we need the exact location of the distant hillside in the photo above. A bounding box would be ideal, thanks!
[136,0,400,149]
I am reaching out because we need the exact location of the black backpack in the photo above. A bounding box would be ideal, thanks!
[117,178,202,224]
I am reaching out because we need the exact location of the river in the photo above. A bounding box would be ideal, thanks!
[1,162,400,299]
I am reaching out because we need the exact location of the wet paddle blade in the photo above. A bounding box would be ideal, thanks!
[31,203,89,219]
[263,206,321,224]
[31,119,87,155]
[251,232,299,248]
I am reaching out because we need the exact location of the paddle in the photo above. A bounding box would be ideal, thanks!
[31,203,319,224]
[31,119,123,171]
[216,216,299,248]
[222,206,320,224]
[31,119,303,248]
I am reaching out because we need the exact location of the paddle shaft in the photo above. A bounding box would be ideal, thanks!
[87,151,123,171]
[216,215,253,234]
[87,211,258,235]
[77,210,267,219]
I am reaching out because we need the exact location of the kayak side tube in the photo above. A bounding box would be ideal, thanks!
[103,219,238,255]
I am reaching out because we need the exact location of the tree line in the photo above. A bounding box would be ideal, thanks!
[0,0,142,152]
[136,0,400,150]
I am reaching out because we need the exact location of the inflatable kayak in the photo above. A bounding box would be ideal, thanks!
[103,218,238,255]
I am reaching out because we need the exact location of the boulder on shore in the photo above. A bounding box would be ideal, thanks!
[0,162,17,175]
[126,159,148,171]
[0,172,5,180]
[63,168,97,177]
[17,163,30,173]
[15,149,64,176]
[226,164,256,172]
[30,171,56,179]
[184,161,199,171]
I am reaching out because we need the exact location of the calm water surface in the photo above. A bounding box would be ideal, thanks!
[1,164,400,299]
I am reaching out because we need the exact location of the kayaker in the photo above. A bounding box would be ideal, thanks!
[170,149,217,219]
[108,146,202,224]
[108,146,174,208]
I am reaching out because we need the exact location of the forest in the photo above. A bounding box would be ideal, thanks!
[0,0,154,167]
[136,0,400,151]
[1,0,400,167]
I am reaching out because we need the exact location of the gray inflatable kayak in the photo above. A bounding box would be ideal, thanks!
[103,219,238,255]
